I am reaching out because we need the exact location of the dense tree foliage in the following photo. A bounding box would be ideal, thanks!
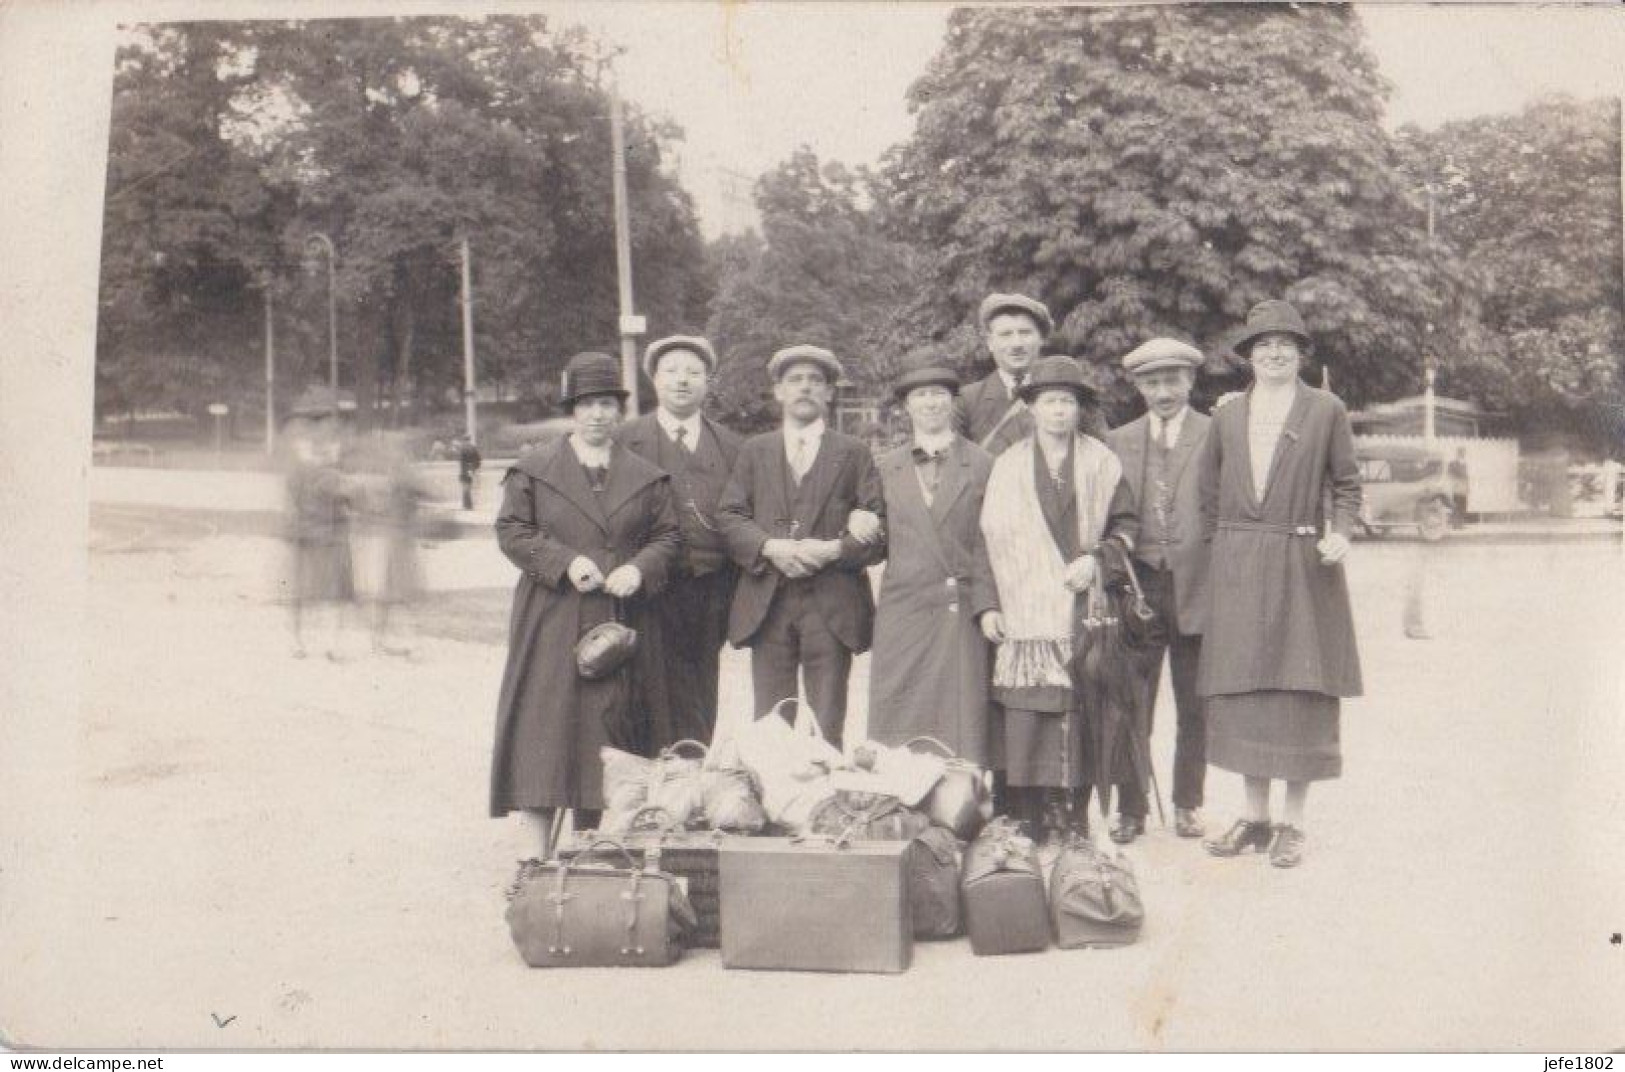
[879,4,1465,420]
[707,148,922,430]
[1397,96,1624,451]
[96,16,710,432]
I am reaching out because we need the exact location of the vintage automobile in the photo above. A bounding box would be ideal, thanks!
[1354,441,1455,541]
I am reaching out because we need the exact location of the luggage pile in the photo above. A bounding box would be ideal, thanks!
[505,700,1145,971]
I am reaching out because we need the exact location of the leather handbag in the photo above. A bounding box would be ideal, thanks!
[505,839,697,968]
[575,601,637,680]
[1049,837,1144,949]
[904,736,993,841]
[908,826,964,940]
[960,817,1050,956]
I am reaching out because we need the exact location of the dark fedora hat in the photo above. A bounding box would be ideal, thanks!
[1017,355,1097,405]
[978,292,1054,337]
[560,351,628,408]
[891,365,961,403]
[1231,299,1314,357]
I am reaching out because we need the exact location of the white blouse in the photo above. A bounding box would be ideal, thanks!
[1247,384,1298,501]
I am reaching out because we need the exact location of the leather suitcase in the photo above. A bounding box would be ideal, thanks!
[505,842,697,967]
[560,824,727,948]
[1050,839,1144,949]
[960,820,1050,956]
[719,837,912,973]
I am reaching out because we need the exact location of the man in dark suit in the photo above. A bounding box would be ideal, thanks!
[615,335,743,743]
[717,344,884,746]
[953,292,1053,456]
[1104,338,1213,843]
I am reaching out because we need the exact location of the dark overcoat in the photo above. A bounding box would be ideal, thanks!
[954,371,1034,456]
[1106,410,1212,635]
[615,412,743,575]
[489,439,681,815]
[716,428,883,653]
[867,436,998,761]
[1197,386,1363,699]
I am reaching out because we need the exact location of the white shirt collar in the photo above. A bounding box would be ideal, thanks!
[568,433,612,469]
[1149,406,1189,446]
[914,429,955,457]
[656,408,703,444]
[996,368,1025,394]
[783,419,826,450]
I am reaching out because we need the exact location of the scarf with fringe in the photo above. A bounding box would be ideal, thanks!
[979,435,1122,690]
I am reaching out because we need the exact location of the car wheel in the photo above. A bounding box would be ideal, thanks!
[1417,500,1450,542]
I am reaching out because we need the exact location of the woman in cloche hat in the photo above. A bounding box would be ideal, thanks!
[977,355,1138,846]
[1197,300,1364,868]
[488,352,682,860]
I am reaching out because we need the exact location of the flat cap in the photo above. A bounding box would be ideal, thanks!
[767,344,844,384]
[891,365,961,402]
[643,334,717,378]
[1121,338,1205,376]
[978,292,1054,336]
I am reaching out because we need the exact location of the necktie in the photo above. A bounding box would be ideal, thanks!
[790,435,809,484]
[674,425,690,454]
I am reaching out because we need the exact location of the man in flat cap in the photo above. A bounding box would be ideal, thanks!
[717,344,884,746]
[615,335,743,744]
[954,292,1053,456]
[866,365,998,766]
[1104,338,1213,842]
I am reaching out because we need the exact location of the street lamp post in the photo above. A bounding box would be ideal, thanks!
[305,233,338,395]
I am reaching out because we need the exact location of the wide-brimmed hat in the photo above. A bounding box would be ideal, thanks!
[766,344,844,384]
[978,292,1054,337]
[642,335,718,378]
[1231,300,1313,358]
[891,365,961,403]
[1121,337,1204,377]
[1017,355,1097,404]
[560,351,628,408]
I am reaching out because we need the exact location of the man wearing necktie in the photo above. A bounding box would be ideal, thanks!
[615,335,743,745]
[716,345,885,746]
[953,292,1052,456]
[1104,338,1214,843]
[867,365,998,765]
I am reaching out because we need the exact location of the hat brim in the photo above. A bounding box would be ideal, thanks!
[1127,357,1201,377]
[893,378,960,402]
[1232,325,1313,358]
[1018,382,1097,405]
[643,343,716,378]
[768,355,843,383]
[563,387,630,408]
[981,305,1054,337]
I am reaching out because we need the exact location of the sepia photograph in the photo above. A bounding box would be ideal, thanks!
[1,0,1622,1055]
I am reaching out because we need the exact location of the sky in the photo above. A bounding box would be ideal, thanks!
[533,1,1625,238]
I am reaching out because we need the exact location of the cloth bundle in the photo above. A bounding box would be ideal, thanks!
[710,698,844,834]
[601,739,769,835]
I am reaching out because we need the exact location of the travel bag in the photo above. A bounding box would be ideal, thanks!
[960,818,1050,955]
[1049,837,1144,949]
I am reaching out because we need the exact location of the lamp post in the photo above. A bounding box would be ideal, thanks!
[304,232,338,395]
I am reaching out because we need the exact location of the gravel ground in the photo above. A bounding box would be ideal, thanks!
[2,511,1621,1051]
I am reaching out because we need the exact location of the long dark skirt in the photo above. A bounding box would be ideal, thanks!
[1207,690,1342,781]
[989,690,1083,788]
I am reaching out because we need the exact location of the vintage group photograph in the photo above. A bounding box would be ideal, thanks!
[1,0,1622,1057]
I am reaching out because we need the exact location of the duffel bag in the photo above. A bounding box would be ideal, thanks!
[1049,837,1144,949]
[505,839,697,967]
[961,818,1050,956]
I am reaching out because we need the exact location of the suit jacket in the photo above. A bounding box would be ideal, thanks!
[1106,408,1212,635]
[615,411,743,575]
[954,371,1033,456]
[716,427,884,652]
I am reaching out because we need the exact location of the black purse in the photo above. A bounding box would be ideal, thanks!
[575,600,638,680]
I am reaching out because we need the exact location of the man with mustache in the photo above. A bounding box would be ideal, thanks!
[717,345,884,747]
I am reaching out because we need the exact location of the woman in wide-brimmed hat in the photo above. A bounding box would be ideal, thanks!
[1197,300,1364,868]
[978,355,1138,844]
[489,352,682,859]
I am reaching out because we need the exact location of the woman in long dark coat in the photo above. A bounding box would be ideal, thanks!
[1198,300,1363,869]
[490,352,681,859]
[868,366,997,764]
[979,356,1138,844]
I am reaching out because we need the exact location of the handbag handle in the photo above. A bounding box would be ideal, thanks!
[903,735,958,760]
[762,696,827,743]
[1097,536,1155,623]
[661,739,710,761]
[571,838,640,869]
[627,806,679,833]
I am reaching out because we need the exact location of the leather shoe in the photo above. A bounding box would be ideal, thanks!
[1174,808,1204,838]
[1268,824,1307,868]
[1108,814,1145,845]
[1204,818,1272,857]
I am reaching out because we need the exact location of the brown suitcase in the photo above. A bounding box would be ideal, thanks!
[505,841,697,967]
[719,837,912,973]
[961,819,1050,956]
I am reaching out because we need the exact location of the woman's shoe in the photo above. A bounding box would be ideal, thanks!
[1108,814,1145,845]
[1204,819,1273,857]
[1268,824,1307,868]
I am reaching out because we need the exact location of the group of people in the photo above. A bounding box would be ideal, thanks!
[489,294,1364,870]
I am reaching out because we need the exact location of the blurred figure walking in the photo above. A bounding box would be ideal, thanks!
[283,389,357,661]
[457,435,482,511]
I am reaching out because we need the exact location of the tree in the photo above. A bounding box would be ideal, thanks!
[707,148,922,430]
[879,4,1466,421]
[1396,96,1624,452]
